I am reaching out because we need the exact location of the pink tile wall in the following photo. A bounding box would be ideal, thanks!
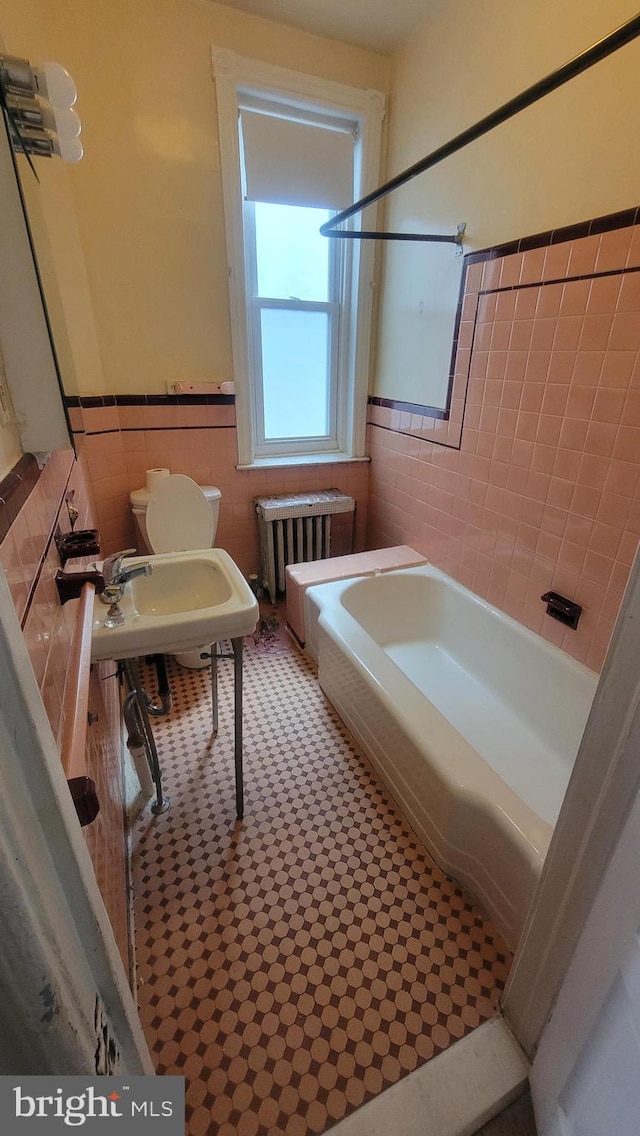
[367,220,640,672]
[0,450,131,981]
[0,449,74,623]
[0,449,99,740]
[79,403,370,575]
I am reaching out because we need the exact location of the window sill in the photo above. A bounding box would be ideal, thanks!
[236,453,370,471]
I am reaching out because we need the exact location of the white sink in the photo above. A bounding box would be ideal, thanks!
[91,548,259,661]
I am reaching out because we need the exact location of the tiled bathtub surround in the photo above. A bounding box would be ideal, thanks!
[367,211,640,672]
[132,643,510,1136]
[70,397,369,572]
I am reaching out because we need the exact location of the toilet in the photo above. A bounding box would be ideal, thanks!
[130,474,223,668]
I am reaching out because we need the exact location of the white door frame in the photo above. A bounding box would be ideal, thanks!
[0,567,153,1073]
[530,782,640,1134]
[504,540,640,1057]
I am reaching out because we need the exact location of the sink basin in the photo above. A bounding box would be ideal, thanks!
[132,557,233,616]
[91,548,259,661]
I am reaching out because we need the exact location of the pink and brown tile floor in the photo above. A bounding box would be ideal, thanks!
[131,625,510,1136]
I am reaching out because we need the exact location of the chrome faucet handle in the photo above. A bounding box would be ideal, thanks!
[103,547,137,584]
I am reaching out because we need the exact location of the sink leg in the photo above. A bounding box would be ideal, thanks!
[231,636,244,820]
[210,643,218,735]
[122,658,170,816]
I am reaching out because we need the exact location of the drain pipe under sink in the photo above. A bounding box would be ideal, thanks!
[145,654,171,716]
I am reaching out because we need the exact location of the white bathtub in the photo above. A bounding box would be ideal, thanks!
[306,565,598,947]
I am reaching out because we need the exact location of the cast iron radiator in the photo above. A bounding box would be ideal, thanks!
[254,489,355,603]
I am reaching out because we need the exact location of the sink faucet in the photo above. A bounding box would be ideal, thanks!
[117,562,153,585]
[99,548,152,603]
[102,548,137,587]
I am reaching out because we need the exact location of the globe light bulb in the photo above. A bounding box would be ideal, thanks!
[41,105,81,140]
[33,61,77,108]
[51,133,83,163]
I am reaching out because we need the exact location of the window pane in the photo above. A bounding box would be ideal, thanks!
[255,203,331,302]
[260,308,330,439]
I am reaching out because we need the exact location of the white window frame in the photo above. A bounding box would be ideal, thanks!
[211,48,385,468]
[243,199,341,456]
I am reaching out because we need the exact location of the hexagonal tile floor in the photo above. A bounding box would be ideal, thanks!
[131,629,511,1136]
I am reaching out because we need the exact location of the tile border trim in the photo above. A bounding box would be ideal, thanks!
[368,396,448,420]
[82,425,236,438]
[465,205,640,265]
[65,393,235,408]
[479,261,640,297]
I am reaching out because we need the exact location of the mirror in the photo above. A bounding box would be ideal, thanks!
[12,145,104,404]
[0,116,73,455]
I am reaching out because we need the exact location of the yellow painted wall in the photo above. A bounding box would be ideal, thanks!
[8,0,634,411]
[376,0,640,405]
[1,0,389,396]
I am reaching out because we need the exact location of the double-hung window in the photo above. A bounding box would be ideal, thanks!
[212,50,385,466]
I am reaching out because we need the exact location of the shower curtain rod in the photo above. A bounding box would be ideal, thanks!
[320,12,640,247]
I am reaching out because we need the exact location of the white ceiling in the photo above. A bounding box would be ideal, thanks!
[213,0,430,55]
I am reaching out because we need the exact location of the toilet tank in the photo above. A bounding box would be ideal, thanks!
[130,484,221,553]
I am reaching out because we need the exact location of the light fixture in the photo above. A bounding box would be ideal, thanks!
[0,53,82,167]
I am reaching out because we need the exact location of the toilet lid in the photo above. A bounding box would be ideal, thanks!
[145,474,214,552]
